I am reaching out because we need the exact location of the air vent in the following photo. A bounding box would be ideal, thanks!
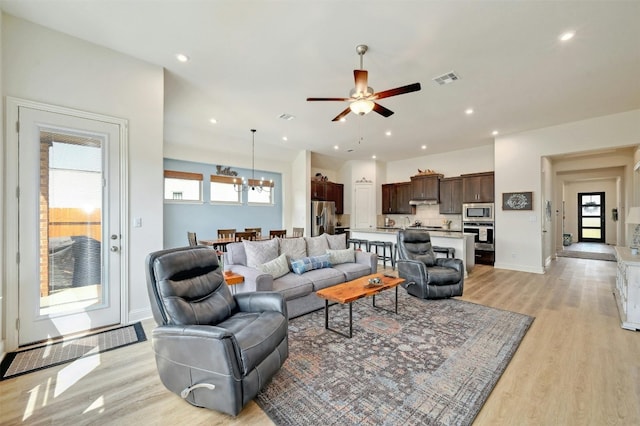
[432,71,460,85]
[278,113,295,121]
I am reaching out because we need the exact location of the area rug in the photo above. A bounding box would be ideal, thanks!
[256,291,533,426]
[0,322,146,381]
[556,250,615,261]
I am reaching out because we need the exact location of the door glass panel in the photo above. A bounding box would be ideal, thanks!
[582,229,601,239]
[42,131,104,316]
[582,217,601,227]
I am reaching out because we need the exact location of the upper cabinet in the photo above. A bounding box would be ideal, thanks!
[410,174,443,201]
[382,182,412,214]
[312,180,344,214]
[439,177,462,214]
[462,172,494,203]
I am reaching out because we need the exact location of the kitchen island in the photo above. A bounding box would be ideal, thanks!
[349,228,475,276]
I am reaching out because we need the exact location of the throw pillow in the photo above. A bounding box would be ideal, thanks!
[326,233,347,250]
[291,254,332,275]
[278,237,307,266]
[304,235,329,257]
[243,238,279,268]
[257,253,289,279]
[326,248,355,265]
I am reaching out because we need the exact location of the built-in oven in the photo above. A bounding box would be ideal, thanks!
[462,203,494,222]
[463,221,495,265]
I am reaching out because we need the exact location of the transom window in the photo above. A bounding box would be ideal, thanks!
[210,175,242,204]
[164,170,202,202]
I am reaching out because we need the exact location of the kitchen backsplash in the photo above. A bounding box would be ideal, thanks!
[381,204,462,231]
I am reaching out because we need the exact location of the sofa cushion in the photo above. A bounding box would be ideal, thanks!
[272,273,314,300]
[243,238,279,268]
[225,242,247,266]
[304,268,346,291]
[257,253,290,279]
[333,262,372,282]
[278,237,307,267]
[305,235,329,257]
[326,248,355,265]
[326,233,347,250]
[291,254,331,275]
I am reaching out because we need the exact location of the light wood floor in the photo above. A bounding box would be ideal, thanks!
[1,258,639,425]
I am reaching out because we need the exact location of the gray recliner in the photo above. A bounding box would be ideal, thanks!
[145,245,288,416]
[396,230,464,299]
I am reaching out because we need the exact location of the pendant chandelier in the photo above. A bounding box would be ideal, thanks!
[233,129,272,193]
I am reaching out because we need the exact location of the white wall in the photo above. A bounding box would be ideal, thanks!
[2,14,164,348]
[495,109,640,273]
[386,145,494,183]
[0,13,4,357]
[291,150,310,235]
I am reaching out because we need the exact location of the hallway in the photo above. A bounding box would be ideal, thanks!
[557,242,616,261]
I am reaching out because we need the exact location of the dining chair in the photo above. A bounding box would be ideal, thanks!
[292,227,304,238]
[235,231,257,241]
[217,228,236,239]
[245,227,262,238]
[269,229,287,239]
[187,231,198,247]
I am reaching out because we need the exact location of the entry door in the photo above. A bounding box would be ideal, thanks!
[18,107,122,345]
[578,192,605,243]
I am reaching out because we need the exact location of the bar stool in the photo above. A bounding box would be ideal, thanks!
[347,238,368,250]
[368,240,395,270]
[433,246,455,258]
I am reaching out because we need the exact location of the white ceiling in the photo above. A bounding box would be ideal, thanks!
[2,1,639,164]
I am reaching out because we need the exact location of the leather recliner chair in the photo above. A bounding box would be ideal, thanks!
[396,230,464,299]
[145,245,288,416]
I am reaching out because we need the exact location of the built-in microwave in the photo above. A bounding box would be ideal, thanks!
[462,203,494,222]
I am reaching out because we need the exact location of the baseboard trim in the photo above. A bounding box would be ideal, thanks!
[128,307,152,323]
[494,262,545,274]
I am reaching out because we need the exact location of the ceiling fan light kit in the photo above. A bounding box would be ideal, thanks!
[307,44,421,121]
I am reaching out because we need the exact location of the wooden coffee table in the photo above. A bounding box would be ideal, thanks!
[316,273,405,338]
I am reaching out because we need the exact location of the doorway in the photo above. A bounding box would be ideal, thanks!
[578,192,605,243]
[6,98,128,347]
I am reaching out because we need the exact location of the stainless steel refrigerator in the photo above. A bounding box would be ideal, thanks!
[311,201,336,236]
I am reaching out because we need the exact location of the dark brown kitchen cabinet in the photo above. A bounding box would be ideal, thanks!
[312,180,344,214]
[462,172,494,203]
[439,177,462,214]
[410,174,442,201]
[396,182,412,213]
[381,182,412,214]
[332,183,344,214]
[311,180,327,200]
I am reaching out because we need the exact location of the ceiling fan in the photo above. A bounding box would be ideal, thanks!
[307,44,421,122]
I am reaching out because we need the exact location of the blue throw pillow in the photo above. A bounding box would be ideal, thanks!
[291,254,332,275]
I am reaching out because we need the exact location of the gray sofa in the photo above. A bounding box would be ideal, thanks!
[223,233,378,318]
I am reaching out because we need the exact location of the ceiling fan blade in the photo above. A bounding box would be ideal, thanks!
[307,97,351,101]
[354,70,368,95]
[373,102,394,118]
[373,82,422,100]
[331,107,352,122]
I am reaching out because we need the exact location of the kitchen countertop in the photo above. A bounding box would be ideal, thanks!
[350,228,472,239]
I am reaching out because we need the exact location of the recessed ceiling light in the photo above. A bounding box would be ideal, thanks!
[385,130,392,136]
[465,108,474,115]
[334,145,339,150]
[421,145,427,150]
[372,155,377,159]
[559,31,575,42]
[176,53,190,63]
[209,118,217,124]
[492,130,499,136]
[282,136,288,141]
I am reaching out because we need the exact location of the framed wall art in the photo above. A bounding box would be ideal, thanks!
[502,192,533,210]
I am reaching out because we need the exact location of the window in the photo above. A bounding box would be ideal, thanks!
[247,179,274,205]
[164,170,203,202]
[210,175,241,204]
